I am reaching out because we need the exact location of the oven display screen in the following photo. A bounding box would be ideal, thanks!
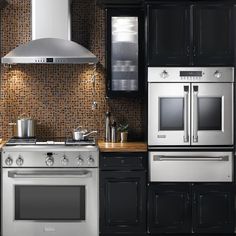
[180,71,202,76]
[15,185,85,221]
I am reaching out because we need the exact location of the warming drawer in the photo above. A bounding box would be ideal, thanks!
[149,151,233,182]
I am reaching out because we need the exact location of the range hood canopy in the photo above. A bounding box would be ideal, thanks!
[2,38,98,64]
[2,0,98,65]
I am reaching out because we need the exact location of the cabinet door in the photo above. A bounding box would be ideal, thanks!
[106,8,144,97]
[147,4,190,66]
[148,184,191,234]
[193,4,234,65]
[192,184,234,233]
[100,171,146,233]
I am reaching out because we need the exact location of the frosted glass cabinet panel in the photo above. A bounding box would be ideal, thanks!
[106,9,143,97]
[112,17,138,91]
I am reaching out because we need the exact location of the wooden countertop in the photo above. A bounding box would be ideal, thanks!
[0,140,6,150]
[98,141,147,152]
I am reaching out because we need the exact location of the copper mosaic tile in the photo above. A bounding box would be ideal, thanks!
[0,0,144,141]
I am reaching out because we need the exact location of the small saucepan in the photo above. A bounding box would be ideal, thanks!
[73,126,97,141]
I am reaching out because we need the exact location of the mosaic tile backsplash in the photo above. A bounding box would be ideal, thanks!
[0,0,145,140]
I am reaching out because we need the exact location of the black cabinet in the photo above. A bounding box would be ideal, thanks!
[0,0,9,9]
[147,2,234,66]
[147,3,190,66]
[192,184,234,233]
[148,183,235,234]
[106,8,144,97]
[148,184,191,234]
[193,4,234,65]
[100,152,147,235]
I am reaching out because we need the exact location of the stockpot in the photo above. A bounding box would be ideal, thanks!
[9,114,36,138]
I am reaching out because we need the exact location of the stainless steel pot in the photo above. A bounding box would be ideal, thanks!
[73,126,97,141]
[9,114,36,138]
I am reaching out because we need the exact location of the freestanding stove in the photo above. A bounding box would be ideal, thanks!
[2,137,99,236]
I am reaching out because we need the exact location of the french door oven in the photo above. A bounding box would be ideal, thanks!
[148,67,234,146]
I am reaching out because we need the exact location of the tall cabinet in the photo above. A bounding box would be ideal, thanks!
[106,8,144,97]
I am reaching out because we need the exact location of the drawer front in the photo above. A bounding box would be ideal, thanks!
[149,151,233,182]
[100,153,146,170]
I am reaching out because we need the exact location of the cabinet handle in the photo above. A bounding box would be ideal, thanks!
[193,46,196,57]
[186,46,190,56]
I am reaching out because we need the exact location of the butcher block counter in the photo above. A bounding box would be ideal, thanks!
[98,141,147,152]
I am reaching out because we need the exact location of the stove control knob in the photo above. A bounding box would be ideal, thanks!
[161,70,168,79]
[16,156,24,166]
[77,156,84,166]
[214,70,222,79]
[5,156,13,166]
[61,156,69,166]
[45,156,54,167]
[88,156,95,165]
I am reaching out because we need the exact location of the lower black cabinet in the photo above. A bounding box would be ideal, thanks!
[192,184,234,233]
[100,152,147,235]
[148,183,235,234]
[148,184,191,234]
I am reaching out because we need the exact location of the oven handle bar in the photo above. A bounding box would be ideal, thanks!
[153,155,229,162]
[193,86,198,143]
[8,170,92,178]
[183,86,189,143]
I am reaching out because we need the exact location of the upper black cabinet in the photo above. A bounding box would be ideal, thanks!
[193,4,234,65]
[106,8,144,97]
[147,3,190,66]
[147,2,234,66]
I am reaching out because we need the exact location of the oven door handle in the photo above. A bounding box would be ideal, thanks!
[193,85,198,143]
[153,155,229,161]
[184,86,189,143]
[8,170,92,178]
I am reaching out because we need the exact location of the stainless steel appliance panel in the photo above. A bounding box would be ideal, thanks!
[148,67,234,83]
[148,67,234,146]
[148,83,190,146]
[2,168,99,236]
[149,151,233,182]
[191,83,233,145]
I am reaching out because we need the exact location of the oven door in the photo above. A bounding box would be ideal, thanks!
[191,83,233,146]
[2,168,98,236]
[148,83,190,145]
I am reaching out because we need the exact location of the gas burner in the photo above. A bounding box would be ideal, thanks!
[6,138,36,146]
[6,137,96,146]
[65,138,96,146]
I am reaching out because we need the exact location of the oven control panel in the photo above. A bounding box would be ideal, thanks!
[148,67,234,83]
[2,147,99,168]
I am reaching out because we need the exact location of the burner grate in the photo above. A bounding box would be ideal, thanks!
[65,138,96,146]
[6,138,37,145]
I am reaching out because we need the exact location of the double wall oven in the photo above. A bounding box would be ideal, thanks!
[148,67,234,182]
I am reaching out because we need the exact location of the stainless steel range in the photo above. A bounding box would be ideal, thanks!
[2,138,99,236]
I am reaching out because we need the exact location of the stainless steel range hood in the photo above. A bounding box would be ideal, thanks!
[2,0,98,64]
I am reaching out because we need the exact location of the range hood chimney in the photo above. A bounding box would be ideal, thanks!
[2,0,98,64]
